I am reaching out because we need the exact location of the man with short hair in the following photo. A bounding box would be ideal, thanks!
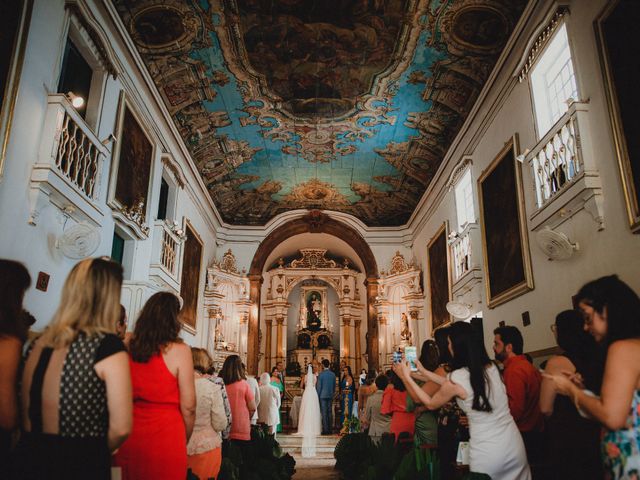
[316,359,336,435]
[494,326,544,469]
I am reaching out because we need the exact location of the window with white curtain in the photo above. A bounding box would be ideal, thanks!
[454,168,475,231]
[530,23,578,137]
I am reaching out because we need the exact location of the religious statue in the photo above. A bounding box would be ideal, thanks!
[400,312,412,344]
[214,320,224,343]
[306,291,322,331]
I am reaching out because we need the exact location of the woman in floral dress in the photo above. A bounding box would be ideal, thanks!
[544,275,640,479]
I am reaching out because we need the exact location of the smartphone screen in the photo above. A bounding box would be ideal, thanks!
[405,346,417,371]
[393,350,402,364]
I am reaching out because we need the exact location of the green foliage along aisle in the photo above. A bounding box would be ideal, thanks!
[216,426,296,480]
[333,432,439,480]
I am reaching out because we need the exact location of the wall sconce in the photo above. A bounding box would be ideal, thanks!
[66,91,85,109]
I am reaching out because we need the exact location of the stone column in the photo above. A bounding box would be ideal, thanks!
[378,315,388,366]
[247,274,262,375]
[365,278,379,372]
[342,317,351,365]
[265,318,273,372]
[276,315,285,363]
[354,318,362,373]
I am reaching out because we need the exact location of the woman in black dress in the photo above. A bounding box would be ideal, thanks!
[12,257,133,479]
[539,309,603,479]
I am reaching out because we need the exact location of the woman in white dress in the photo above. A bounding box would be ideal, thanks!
[394,321,530,479]
[297,364,322,458]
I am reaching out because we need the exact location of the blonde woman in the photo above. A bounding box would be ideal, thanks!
[12,258,132,480]
[187,348,228,480]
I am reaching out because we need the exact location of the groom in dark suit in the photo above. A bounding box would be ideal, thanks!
[316,359,336,435]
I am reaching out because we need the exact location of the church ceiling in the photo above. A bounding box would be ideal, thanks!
[114,0,527,226]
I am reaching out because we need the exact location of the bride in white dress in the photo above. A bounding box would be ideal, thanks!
[296,364,322,458]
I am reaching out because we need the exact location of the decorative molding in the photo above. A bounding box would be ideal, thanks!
[65,2,120,77]
[289,249,337,269]
[387,251,411,276]
[447,156,473,191]
[161,155,186,188]
[212,248,240,274]
[118,200,150,236]
[517,5,570,82]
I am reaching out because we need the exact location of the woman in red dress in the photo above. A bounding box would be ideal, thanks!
[381,371,415,443]
[113,293,196,480]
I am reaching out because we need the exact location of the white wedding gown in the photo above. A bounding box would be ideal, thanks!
[296,365,322,458]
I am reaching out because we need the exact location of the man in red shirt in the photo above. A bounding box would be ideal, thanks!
[494,326,544,473]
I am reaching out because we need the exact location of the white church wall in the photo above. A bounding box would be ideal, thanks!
[410,0,640,357]
[0,0,219,347]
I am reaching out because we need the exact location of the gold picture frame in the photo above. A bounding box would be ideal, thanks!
[478,135,534,308]
[108,91,155,237]
[595,0,640,232]
[179,218,203,334]
[427,222,452,329]
[0,0,33,180]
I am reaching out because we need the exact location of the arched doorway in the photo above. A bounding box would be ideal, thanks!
[246,211,379,374]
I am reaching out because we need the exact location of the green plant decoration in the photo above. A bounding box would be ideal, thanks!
[218,426,295,480]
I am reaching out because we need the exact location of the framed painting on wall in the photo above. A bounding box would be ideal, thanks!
[478,135,534,308]
[0,0,33,180]
[595,0,640,232]
[180,219,203,333]
[109,91,154,237]
[427,222,451,329]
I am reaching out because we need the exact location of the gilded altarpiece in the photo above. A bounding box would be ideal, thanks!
[375,251,425,369]
[261,249,364,376]
[204,249,251,371]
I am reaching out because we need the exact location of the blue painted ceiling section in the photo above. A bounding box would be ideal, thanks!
[115,0,526,226]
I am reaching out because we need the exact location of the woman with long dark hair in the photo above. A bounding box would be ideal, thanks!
[340,365,355,428]
[380,370,415,442]
[544,275,640,479]
[540,309,602,479]
[114,292,196,480]
[430,327,470,478]
[0,260,30,467]
[406,340,439,447]
[394,321,530,479]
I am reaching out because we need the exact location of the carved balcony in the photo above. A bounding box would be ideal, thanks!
[527,101,604,231]
[29,94,108,225]
[449,223,482,294]
[149,219,185,292]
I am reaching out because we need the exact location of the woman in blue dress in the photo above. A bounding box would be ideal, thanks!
[340,365,355,427]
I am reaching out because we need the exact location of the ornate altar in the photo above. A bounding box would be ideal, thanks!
[287,283,338,369]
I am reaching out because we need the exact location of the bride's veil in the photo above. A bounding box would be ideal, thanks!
[304,364,314,392]
[298,363,321,457]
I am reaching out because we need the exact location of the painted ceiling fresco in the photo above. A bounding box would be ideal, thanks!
[114,0,527,226]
